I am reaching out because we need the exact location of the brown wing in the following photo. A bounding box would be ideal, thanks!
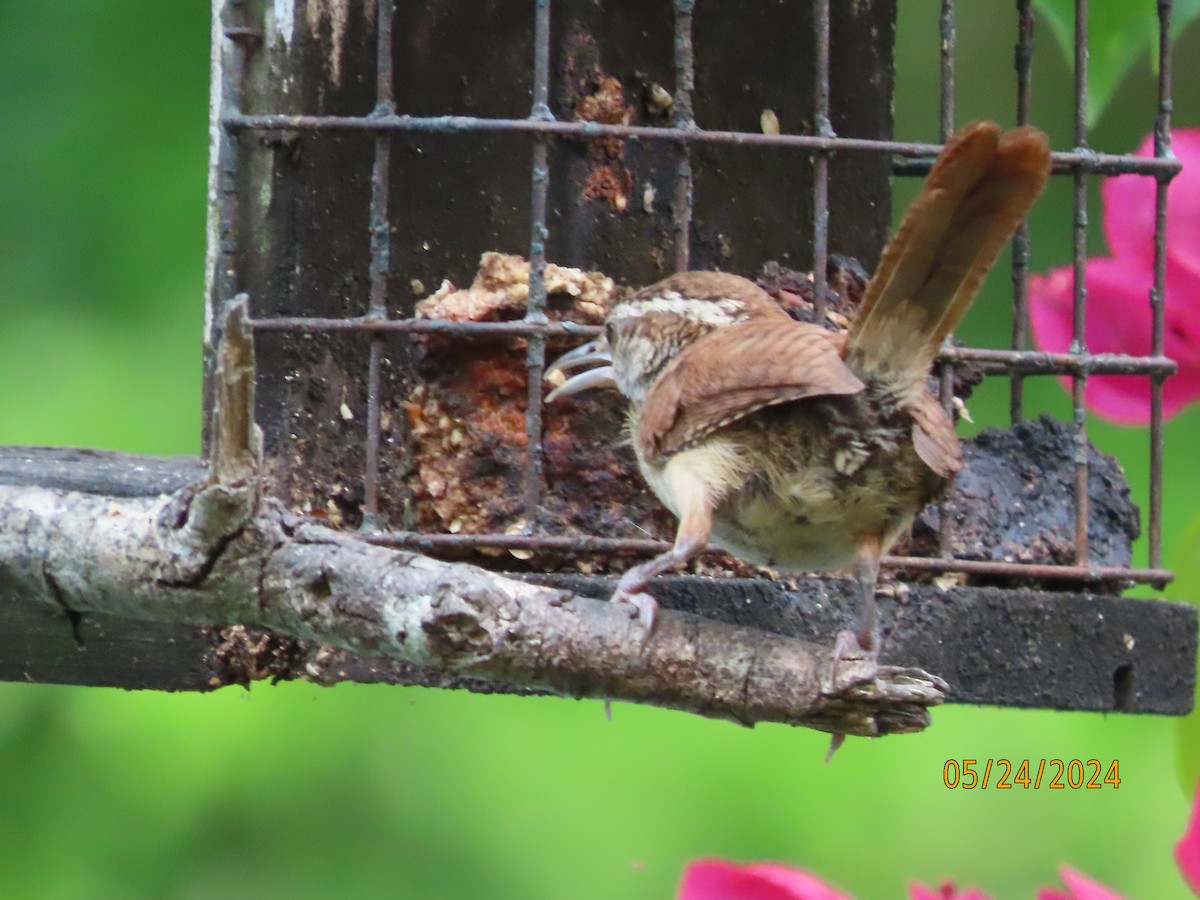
[636,319,865,464]
[906,391,964,479]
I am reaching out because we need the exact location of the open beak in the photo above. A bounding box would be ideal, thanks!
[544,338,615,402]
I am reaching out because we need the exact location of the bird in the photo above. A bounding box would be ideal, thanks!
[545,122,1051,673]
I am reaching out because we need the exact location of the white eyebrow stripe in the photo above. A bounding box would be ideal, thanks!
[609,292,745,326]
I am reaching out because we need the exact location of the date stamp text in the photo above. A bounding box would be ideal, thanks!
[942,759,1121,790]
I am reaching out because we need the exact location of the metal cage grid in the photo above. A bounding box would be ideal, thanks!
[216,0,1180,588]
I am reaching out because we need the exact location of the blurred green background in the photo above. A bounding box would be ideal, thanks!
[1,3,1198,897]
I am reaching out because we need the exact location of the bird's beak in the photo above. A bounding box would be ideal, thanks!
[544,337,615,402]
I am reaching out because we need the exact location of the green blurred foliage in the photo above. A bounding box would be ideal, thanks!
[1034,0,1200,128]
[0,2,1198,898]
[0,1,207,453]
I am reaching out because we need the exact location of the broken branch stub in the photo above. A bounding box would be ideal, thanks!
[212,294,262,487]
[160,296,264,583]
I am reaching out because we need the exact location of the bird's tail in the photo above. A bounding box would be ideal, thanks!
[844,122,1051,395]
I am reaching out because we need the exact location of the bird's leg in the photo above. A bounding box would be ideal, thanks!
[832,534,883,684]
[611,490,712,641]
[826,536,883,758]
[853,536,882,655]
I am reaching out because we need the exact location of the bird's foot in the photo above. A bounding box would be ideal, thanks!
[830,628,879,692]
[611,571,659,648]
[612,586,658,632]
[825,629,881,758]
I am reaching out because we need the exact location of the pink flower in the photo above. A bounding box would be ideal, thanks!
[1035,865,1126,900]
[1029,128,1200,424]
[1178,779,1200,896]
[677,859,853,900]
[909,881,992,900]
[678,781,1200,899]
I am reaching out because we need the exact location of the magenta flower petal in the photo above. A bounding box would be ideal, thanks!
[1165,261,1200,348]
[1028,259,1200,424]
[1177,779,1200,896]
[1036,865,1126,900]
[909,880,992,900]
[678,859,853,900]
[1033,127,1200,423]
[1103,129,1200,278]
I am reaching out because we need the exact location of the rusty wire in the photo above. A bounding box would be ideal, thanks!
[219,0,1179,588]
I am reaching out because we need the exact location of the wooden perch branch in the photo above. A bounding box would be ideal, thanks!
[0,481,946,735]
[0,302,949,738]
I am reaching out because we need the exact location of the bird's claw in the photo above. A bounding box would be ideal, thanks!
[825,732,846,763]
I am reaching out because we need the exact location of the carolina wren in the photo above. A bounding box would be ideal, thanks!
[546,122,1051,669]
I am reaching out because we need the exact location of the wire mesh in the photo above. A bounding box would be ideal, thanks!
[216,0,1179,588]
